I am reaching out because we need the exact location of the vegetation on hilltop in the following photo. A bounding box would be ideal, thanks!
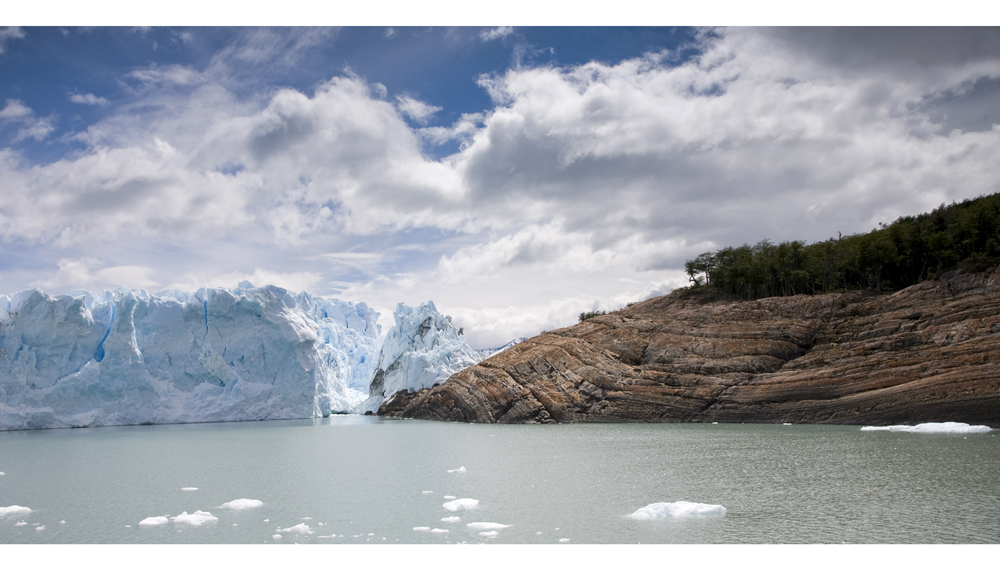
[684,193,1000,300]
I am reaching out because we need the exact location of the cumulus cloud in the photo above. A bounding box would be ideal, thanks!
[384,28,397,40]
[0,99,56,142]
[165,267,323,293]
[69,93,110,105]
[0,27,25,54]
[480,27,513,42]
[395,95,442,124]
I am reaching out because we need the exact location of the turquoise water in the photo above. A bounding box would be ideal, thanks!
[0,417,997,543]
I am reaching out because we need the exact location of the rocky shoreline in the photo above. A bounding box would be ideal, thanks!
[379,267,1000,426]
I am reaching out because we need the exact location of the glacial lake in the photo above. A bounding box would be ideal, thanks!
[0,416,997,544]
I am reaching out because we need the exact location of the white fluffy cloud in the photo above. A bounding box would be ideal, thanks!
[0,99,55,141]
[69,93,110,105]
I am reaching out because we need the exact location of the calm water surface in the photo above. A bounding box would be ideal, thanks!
[0,417,997,544]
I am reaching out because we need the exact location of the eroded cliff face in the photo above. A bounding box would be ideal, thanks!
[379,268,1000,426]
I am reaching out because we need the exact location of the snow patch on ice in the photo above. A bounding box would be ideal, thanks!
[467,522,510,531]
[860,422,991,433]
[447,466,467,474]
[629,501,727,519]
[222,498,262,510]
[172,511,218,526]
[443,498,479,512]
[277,523,313,535]
[0,506,31,517]
[139,516,170,526]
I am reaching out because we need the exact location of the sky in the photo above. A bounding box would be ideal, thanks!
[2,20,1000,348]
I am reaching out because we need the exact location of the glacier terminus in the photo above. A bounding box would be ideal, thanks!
[0,282,483,430]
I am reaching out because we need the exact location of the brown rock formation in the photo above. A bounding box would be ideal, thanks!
[379,267,1000,426]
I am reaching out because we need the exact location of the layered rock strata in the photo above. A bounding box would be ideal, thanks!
[380,268,1000,426]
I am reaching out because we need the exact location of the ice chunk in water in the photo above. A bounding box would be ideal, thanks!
[430,528,449,533]
[466,522,510,531]
[221,499,263,510]
[447,466,467,474]
[181,487,198,491]
[413,526,430,531]
[860,422,991,433]
[443,498,479,512]
[172,511,218,525]
[422,491,433,495]
[479,531,498,538]
[139,516,170,526]
[36,525,45,531]
[441,516,460,523]
[559,538,570,543]
[272,534,282,539]
[278,523,313,534]
[443,495,456,499]
[0,506,31,517]
[15,521,27,526]
[629,501,726,519]
[0,472,5,475]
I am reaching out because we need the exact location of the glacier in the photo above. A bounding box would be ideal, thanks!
[1,283,480,431]
[356,301,481,414]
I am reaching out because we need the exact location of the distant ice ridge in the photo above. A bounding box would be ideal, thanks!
[476,337,527,360]
[356,301,481,414]
[0,282,382,430]
[629,501,727,519]
[860,422,992,433]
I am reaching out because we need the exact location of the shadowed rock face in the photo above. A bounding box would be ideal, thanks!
[379,268,1000,426]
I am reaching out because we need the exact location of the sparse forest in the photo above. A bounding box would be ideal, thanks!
[684,193,1000,300]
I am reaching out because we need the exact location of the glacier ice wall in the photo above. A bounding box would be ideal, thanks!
[356,301,481,414]
[0,283,381,430]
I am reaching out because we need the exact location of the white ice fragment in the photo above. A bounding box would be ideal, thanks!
[479,531,498,538]
[443,495,456,500]
[536,532,542,535]
[559,538,570,543]
[278,523,313,535]
[860,422,991,433]
[443,498,479,512]
[172,510,218,526]
[629,501,727,519]
[0,472,4,475]
[783,423,792,426]
[303,517,312,520]
[124,525,131,528]
[0,506,31,517]
[272,534,281,539]
[430,528,449,533]
[441,516,460,523]
[447,466,467,474]
[181,487,198,491]
[36,525,45,531]
[263,519,269,522]
[413,526,430,531]
[139,516,170,526]
[221,498,263,510]
[466,522,510,531]
[422,491,433,495]
[15,521,27,526]
[59,520,66,524]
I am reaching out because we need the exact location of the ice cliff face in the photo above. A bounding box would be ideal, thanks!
[0,283,381,430]
[356,301,482,414]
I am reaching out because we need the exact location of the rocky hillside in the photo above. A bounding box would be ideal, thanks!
[379,267,1000,426]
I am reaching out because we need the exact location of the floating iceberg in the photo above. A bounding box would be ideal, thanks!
[429,528,449,533]
[441,516,460,523]
[356,301,481,414]
[222,499,263,510]
[629,501,727,519]
[172,510,218,526]
[466,522,510,531]
[181,487,198,492]
[442,498,479,512]
[479,530,498,538]
[138,516,170,526]
[413,526,430,531]
[860,422,992,433]
[0,505,31,517]
[447,466,467,474]
[278,523,313,534]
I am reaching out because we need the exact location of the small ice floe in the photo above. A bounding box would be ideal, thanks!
[0,471,5,475]
[860,422,991,434]
[447,466,467,474]
[443,495,456,500]
[124,525,131,528]
[368,533,374,536]
[1,505,32,517]
[14,521,27,526]
[302,517,312,520]
[559,538,570,543]
[59,520,66,524]
[139,516,170,526]
[36,525,45,532]
[263,519,269,522]
[172,511,218,526]
[430,528,449,533]
[536,532,542,535]
[466,522,510,531]
[272,534,282,540]
[422,491,433,495]
[443,498,479,512]
[413,526,430,532]
[783,423,792,426]
[629,501,727,519]
[441,516,460,523]
[221,499,263,510]
[181,487,198,491]
[278,523,313,535]
[479,531,498,538]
